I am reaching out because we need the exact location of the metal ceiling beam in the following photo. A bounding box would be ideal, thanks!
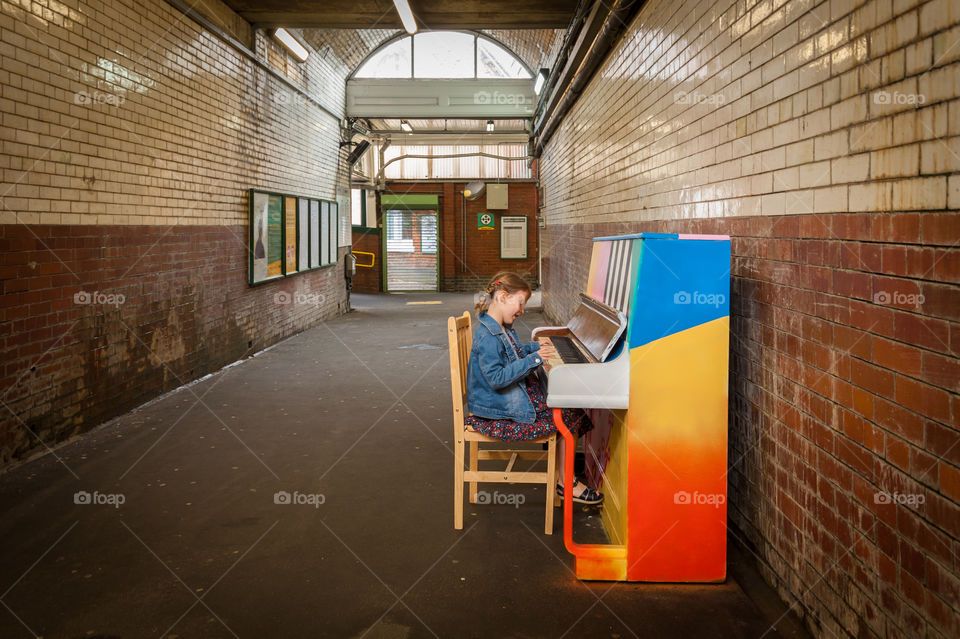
[533,0,647,156]
[374,133,529,145]
[346,79,535,119]
[222,0,578,29]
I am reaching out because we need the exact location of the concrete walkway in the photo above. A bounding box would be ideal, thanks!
[0,292,810,639]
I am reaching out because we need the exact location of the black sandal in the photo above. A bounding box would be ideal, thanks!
[556,480,604,505]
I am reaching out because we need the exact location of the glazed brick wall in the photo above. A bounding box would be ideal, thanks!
[0,0,351,226]
[0,0,355,465]
[538,0,959,637]
[0,224,347,464]
[542,214,959,639]
[382,182,540,292]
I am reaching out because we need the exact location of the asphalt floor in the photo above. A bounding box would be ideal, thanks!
[0,292,812,639]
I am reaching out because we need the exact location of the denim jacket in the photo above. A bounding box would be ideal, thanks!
[466,311,542,423]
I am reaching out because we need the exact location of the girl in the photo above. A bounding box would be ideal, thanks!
[466,271,603,505]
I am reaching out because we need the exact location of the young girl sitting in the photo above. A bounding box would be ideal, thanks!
[465,271,603,505]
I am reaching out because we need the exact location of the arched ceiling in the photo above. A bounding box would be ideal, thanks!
[299,29,564,79]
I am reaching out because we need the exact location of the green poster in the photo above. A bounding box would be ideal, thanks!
[268,195,283,276]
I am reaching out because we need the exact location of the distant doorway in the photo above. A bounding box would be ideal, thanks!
[384,208,438,291]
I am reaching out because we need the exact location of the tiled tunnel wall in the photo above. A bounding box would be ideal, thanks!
[539,0,958,637]
[0,0,352,465]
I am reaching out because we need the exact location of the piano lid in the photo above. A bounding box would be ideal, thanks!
[568,294,627,362]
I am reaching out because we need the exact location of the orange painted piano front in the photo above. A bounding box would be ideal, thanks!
[542,233,731,582]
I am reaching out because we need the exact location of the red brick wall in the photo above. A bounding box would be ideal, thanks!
[0,0,354,467]
[383,182,540,292]
[541,211,960,638]
[0,224,347,465]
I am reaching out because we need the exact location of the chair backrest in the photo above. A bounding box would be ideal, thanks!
[447,311,472,431]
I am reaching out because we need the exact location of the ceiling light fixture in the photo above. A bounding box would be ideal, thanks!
[534,68,548,95]
[274,28,309,62]
[486,120,494,132]
[400,120,413,133]
[393,0,418,34]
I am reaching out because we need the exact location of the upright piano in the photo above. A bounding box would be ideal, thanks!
[537,232,731,582]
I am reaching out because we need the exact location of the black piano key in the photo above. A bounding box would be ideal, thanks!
[549,336,588,364]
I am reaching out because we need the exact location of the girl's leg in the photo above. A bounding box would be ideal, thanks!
[556,434,591,498]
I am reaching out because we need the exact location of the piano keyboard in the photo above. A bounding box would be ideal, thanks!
[545,336,588,363]
[537,335,588,371]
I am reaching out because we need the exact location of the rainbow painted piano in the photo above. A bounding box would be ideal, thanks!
[536,232,731,582]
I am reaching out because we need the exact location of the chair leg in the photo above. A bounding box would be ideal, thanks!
[545,433,557,534]
[468,440,479,503]
[454,437,465,530]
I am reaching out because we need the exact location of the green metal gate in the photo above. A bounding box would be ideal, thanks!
[382,194,439,291]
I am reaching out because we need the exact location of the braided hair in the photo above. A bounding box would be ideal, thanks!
[475,271,532,314]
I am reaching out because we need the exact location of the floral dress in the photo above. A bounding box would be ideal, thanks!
[465,331,593,442]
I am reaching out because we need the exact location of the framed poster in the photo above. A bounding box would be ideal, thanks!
[249,189,340,285]
[298,198,309,268]
[310,199,320,268]
[250,190,285,284]
[500,215,528,259]
[284,196,298,274]
[321,201,330,266]
[330,202,339,262]
[325,202,334,265]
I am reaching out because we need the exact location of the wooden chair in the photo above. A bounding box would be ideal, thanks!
[448,311,558,534]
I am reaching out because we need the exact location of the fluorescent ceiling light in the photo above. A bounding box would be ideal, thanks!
[393,0,418,34]
[400,120,413,132]
[534,68,548,95]
[486,120,494,132]
[274,28,309,62]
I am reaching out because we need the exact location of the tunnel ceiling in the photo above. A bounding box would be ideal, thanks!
[299,28,564,80]
[220,0,579,29]
[231,3,571,138]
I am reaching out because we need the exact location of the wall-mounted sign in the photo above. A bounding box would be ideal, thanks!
[500,216,528,259]
[477,212,495,230]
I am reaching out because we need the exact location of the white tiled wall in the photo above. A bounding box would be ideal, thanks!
[0,0,350,227]
[541,0,959,224]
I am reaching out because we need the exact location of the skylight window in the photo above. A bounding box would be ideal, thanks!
[414,32,474,78]
[357,37,412,78]
[354,32,531,80]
